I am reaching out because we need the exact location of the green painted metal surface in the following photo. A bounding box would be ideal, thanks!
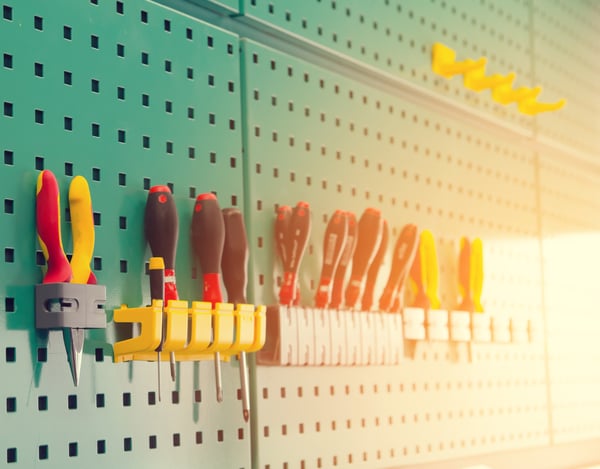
[240,0,534,130]
[240,39,549,468]
[0,0,249,467]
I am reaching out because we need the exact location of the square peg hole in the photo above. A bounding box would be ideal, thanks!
[38,445,48,460]
[5,347,15,362]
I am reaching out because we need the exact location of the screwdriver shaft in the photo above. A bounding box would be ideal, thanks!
[239,352,250,421]
[215,352,223,402]
[170,351,176,382]
[157,351,162,401]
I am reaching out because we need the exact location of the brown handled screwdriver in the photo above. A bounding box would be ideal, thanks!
[315,210,348,308]
[278,201,311,306]
[221,208,251,422]
[379,224,419,312]
[191,193,226,402]
[344,208,383,309]
[149,257,165,401]
[329,211,357,309]
[274,205,292,270]
[144,185,179,382]
[361,219,389,311]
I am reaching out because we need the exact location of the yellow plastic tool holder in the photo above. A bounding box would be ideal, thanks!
[223,304,257,357]
[492,83,541,105]
[463,62,515,92]
[247,304,267,353]
[113,300,189,362]
[113,300,163,363]
[518,95,566,115]
[184,301,213,354]
[200,302,235,361]
[431,42,485,79]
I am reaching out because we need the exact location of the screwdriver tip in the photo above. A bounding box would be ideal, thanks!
[217,389,224,403]
[243,410,250,422]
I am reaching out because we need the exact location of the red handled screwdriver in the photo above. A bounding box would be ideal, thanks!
[361,219,389,311]
[379,224,419,312]
[191,193,225,402]
[344,208,383,309]
[315,210,348,308]
[329,211,357,309]
[457,237,475,312]
[144,185,179,382]
[221,208,251,422]
[277,202,311,306]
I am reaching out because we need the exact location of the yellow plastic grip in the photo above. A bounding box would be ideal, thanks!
[471,238,484,313]
[69,176,95,284]
[421,230,441,309]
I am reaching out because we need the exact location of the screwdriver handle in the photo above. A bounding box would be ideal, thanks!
[69,175,97,285]
[409,236,430,309]
[361,219,389,311]
[457,237,474,312]
[344,208,383,309]
[274,205,292,269]
[191,193,225,305]
[278,201,311,306]
[315,210,348,308]
[36,170,72,283]
[145,185,179,303]
[379,224,419,312]
[471,237,484,313]
[222,208,248,305]
[329,211,357,309]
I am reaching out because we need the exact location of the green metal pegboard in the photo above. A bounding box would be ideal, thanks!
[239,0,534,130]
[240,39,548,468]
[532,0,600,157]
[1,0,250,467]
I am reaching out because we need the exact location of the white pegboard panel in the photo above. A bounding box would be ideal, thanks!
[539,151,600,445]
[241,39,548,468]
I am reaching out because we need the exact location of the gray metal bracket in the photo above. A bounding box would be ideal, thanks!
[35,283,107,329]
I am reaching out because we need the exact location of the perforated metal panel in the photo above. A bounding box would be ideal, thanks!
[240,0,534,129]
[539,151,600,445]
[241,39,549,468]
[0,0,250,467]
[532,0,600,156]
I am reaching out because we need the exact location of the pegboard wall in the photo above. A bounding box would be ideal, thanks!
[1,0,599,468]
[0,0,250,467]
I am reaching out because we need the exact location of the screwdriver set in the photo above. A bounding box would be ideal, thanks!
[258,203,534,366]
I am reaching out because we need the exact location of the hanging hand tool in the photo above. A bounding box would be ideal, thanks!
[149,256,165,401]
[344,208,383,309]
[221,208,251,422]
[471,238,484,313]
[378,224,419,312]
[409,229,441,309]
[329,211,357,309]
[144,185,179,382]
[36,171,99,386]
[457,237,474,312]
[361,219,389,311]
[67,175,97,386]
[315,210,348,308]
[191,193,226,402]
[277,202,311,306]
[36,170,72,284]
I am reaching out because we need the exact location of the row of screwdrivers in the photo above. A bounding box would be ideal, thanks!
[274,202,484,314]
[36,170,254,421]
